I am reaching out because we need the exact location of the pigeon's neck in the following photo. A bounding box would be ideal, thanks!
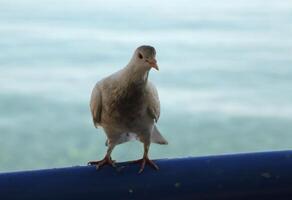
[125,64,149,85]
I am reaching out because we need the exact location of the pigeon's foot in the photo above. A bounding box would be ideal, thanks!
[87,156,116,170]
[132,157,159,174]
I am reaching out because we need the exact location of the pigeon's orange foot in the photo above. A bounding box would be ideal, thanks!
[88,156,116,170]
[132,157,159,174]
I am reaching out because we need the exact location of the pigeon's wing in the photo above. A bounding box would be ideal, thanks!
[146,81,160,122]
[90,83,102,128]
[146,82,168,145]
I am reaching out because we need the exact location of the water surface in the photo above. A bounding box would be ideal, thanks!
[0,0,292,172]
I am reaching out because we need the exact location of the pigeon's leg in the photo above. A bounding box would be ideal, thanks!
[87,143,116,169]
[132,142,159,173]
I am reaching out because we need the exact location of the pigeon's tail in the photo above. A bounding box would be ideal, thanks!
[151,125,168,145]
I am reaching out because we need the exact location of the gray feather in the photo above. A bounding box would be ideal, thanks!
[90,84,102,128]
[151,125,168,144]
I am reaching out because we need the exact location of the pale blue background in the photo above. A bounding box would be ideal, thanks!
[0,0,292,172]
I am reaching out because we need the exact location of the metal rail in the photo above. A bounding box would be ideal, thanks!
[1,150,292,200]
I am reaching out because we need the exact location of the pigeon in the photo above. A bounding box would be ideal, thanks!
[88,45,168,173]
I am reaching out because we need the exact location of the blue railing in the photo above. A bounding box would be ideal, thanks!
[1,150,292,199]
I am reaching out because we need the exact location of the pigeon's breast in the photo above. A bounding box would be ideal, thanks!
[106,82,146,128]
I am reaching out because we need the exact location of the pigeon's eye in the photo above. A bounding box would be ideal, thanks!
[138,53,143,59]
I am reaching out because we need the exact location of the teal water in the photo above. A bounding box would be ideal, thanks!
[0,0,292,172]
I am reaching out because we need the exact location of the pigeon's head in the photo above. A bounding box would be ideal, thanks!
[132,45,159,71]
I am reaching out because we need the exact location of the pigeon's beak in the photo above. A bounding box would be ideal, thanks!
[148,58,159,71]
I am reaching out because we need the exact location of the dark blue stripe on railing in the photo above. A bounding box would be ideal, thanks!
[1,150,292,200]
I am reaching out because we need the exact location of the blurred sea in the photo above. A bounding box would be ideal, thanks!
[0,0,292,172]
